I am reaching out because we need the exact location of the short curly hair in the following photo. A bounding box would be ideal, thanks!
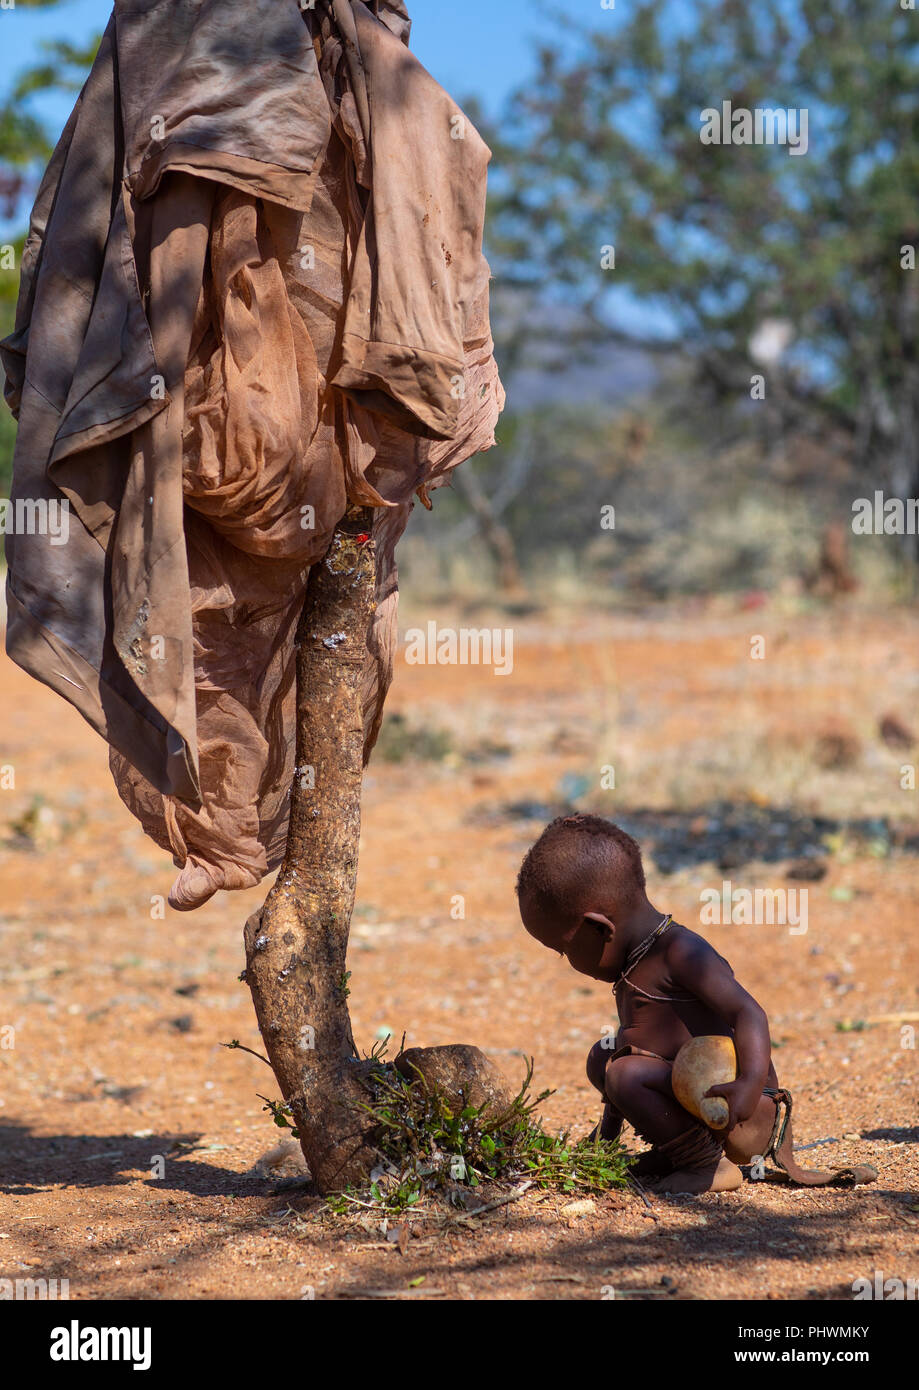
[516,814,646,922]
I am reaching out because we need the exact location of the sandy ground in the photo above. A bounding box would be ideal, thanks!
[0,596,917,1301]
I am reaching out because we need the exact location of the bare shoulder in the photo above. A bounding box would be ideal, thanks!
[664,923,736,977]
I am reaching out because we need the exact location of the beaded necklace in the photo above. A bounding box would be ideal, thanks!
[613,913,696,1002]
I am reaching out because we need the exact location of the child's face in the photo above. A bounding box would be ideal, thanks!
[520,895,620,983]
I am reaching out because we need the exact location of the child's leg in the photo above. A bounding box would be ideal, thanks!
[587,1043,692,1144]
[604,1055,742,1193]
[585,1041,624,1142]
[604,1054,699,1144]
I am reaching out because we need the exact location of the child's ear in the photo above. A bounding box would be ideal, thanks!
[583,911,615,933]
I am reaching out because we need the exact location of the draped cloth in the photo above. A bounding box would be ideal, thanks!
[1,0,504,909]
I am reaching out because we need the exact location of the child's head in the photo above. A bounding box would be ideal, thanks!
[516,814,648,981]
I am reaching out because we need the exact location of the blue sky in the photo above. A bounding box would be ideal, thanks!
[0,0,659,353]
[0,0,573,134]
[0,0,576,236]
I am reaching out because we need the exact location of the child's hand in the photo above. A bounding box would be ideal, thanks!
[703,1079,761,1131]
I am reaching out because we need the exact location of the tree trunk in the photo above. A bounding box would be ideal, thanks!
[242,504,513,1194]
[243,504,380,1193]
[453,465,524,594]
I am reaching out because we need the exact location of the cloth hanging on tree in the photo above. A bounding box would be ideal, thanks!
[1,0,504,909]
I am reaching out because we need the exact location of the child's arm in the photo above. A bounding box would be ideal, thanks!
[667,931,771,1130]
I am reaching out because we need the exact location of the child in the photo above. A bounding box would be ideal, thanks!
[517,813,877,1193]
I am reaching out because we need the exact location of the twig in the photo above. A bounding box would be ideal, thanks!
[341,1287,448,1299]
[460,1180,533,1218]
[222,1040,272,1068]
[333,1193,385,1211]
[627,1173,660,1222]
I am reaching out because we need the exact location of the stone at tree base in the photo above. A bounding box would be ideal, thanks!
[561,1198,597,1224]
[394,1045,515,1114]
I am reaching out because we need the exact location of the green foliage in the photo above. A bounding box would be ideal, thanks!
[258,1094,300,1140]
[0,390,16,495]
[0,12,100,486]
[0,239,20,493]
[327,1055,629,1215]
[4,792,46,847]
[0,235,25,309]
[0,32,100,169]
[0,102,49,166]
[374,711,453,764]
[11,37,101,101]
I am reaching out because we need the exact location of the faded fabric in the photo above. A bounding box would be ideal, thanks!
[1,0,503,909]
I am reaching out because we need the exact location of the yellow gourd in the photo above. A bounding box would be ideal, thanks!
[671,1034,737,1130]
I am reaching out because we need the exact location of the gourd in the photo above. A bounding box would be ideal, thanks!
[671,1034,737,1130]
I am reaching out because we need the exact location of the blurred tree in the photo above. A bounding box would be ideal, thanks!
[486,0,919,552]
[0,3,98,179]
[0,4,101,491]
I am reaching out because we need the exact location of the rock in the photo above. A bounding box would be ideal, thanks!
[394,1044,515,1114]
[879,713,914,749]
[560,1198,596,1221]
[813,721,860,770]
[786,859,828,881]
[255,1140,309,1176]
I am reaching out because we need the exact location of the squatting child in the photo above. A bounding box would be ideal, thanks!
[517,814,877,1193]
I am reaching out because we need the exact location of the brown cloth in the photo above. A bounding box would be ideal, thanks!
[1,0,504,909]
[761,1089,877,1187]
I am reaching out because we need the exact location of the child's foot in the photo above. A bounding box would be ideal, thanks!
[650,1154,743,1194]
[640,1122,740,1193]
